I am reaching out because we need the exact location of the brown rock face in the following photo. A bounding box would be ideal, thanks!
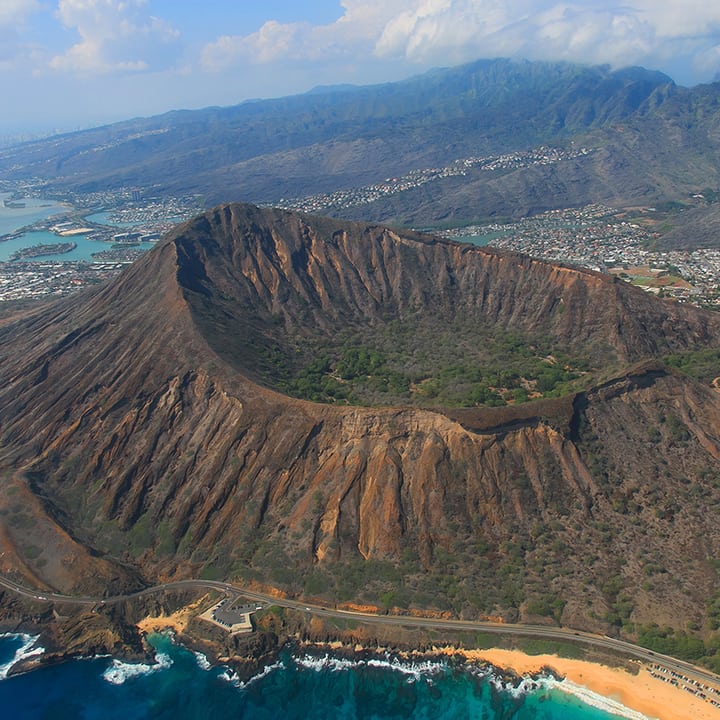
[1,203,720,634]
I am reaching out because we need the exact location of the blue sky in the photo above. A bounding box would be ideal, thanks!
[3,1,720,139]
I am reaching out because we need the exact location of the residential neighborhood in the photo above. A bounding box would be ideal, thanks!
[3,178,720,308]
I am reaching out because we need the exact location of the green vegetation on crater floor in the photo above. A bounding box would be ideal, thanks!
[262,320,596,408]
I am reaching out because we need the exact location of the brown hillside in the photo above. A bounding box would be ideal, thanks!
[1,203,720,639]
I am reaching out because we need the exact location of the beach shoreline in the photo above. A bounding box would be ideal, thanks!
[446,647,720,720]
[4,579,720,720]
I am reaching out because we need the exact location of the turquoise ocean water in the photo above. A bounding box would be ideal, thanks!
[0,633,651,719]
[0,229,155,262]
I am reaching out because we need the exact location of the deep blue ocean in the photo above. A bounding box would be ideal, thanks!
[0,633,651,719]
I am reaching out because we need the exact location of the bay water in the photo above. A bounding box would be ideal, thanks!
[0,195,154,262]
[0,194,68,237]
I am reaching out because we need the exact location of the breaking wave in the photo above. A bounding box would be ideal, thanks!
[0,633,44,679]
[294,652,450,683]
[193,651,212,671]
[102,652,173,685]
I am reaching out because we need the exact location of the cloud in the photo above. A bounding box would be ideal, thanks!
[521,5,656,67]
[0,0,40,74]
[372,1,720,80]
[202,20,307,69]
[632,0,720,40]
[200,0,720,84]
[201,0,406,71]
[0,0,39,27]
[49,0,179,74]
[373,1,658,67]
[693,43,720,83]
[375,0,520,63]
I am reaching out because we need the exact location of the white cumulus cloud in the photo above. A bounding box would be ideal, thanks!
[372,1,657,68]
[202,20,308,69]
[632,0,720,40]
[519,4,655,67]
[49,0,179,74]
[201,0,408,71]
[375,0,526,63]
[200,0,720,85]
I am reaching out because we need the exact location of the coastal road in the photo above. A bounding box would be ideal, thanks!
[1,573,719,688]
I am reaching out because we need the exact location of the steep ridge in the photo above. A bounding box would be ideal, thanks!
[174,204,717,367]
[0,204,720,638]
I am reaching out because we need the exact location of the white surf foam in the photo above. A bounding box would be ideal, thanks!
[102,651,173,685]
[484,668,651,718]
[219,660,283,689]
[295,652,448,684]
[0,633,44,680]
[365,656,446,682]
[194,651,212,671]
[294,654,358,673]
[489,672,550,698]
[211,648,651,719]
[551,678,653,720]
[218,668,241,687]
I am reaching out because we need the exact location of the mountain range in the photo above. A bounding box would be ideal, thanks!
[1,204,720,668]
[4,58,720,233]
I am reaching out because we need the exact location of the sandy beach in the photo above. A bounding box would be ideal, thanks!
[136,596,208,635]
[459,647,720,720]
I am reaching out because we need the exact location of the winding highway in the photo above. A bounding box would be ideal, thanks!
[1,573,719,689]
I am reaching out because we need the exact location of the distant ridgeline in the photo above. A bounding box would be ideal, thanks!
[3,59,720,233]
